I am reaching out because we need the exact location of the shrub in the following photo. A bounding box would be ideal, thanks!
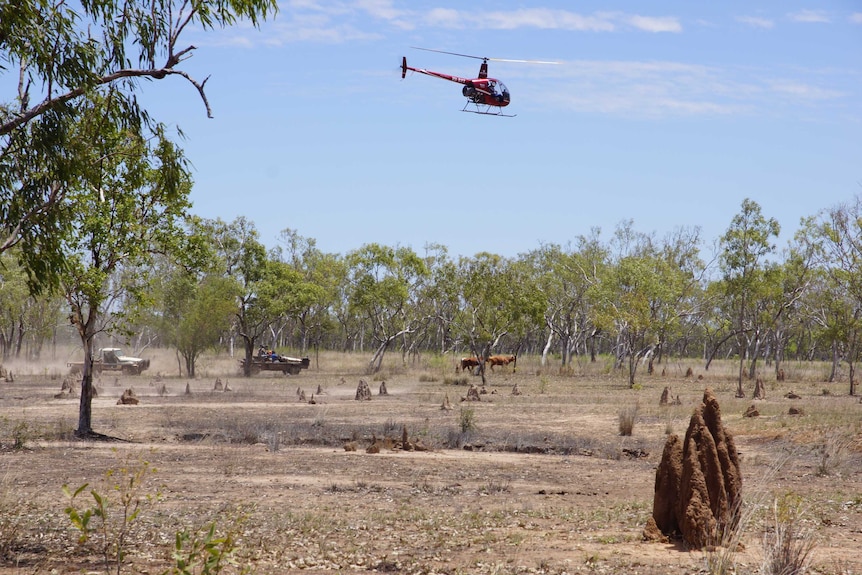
[459,407,477,433]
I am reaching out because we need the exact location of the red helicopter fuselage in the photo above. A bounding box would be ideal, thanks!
[401,57,510,108]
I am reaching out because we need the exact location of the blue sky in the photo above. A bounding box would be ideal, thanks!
[138,1,862,259]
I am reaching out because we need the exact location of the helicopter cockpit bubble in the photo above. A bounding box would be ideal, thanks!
[491,81,510,103]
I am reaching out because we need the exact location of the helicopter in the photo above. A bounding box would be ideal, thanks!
[401,47,557,116]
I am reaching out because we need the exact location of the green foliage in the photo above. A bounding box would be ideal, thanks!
[62,454,158,575]
[165,515,249,575]
[161,268,240,377]
[459,406,477,433]
[1,0,277,293]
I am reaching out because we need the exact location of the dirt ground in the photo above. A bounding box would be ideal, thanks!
[1,351,861,574]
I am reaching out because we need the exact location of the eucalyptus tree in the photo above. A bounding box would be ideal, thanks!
[0,249,66,360]
[453,252,546,384]
[346,244,430,373]
[719,198,781,397]
[532,231,606,368]
[814,197,862,395]
[419,244,460,356]
[756,222,819,376]
[0,0,277,292]
[0,251,30,359]
[202,217,291,376]
[592,254,663,386]
[651,226,706,368]
[273,229,333,354]
[161,270,239,377]
[591,224,703,387]
[61,97,192,438]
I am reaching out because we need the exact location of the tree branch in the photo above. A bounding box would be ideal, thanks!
[0,47,210,137]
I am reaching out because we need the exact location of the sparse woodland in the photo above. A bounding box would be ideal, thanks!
[4,200,862,394]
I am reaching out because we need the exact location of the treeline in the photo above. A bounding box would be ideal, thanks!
[4,196,862,395]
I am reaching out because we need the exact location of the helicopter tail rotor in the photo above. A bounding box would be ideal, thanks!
[401,57,407,79]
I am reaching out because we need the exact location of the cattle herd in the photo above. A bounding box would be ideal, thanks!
[458,354,517,373]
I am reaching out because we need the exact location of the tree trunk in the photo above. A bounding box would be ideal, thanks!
[828,341,839,383]
[736,334,746,398]
[76,334,95,437]
[540,329,553,367]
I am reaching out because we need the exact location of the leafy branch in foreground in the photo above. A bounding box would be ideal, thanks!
[63,454,159,575]
[165,509,252,575]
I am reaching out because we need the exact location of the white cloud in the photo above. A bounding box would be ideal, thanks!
[216,4,685,47]
[625,15,682,33]
[417,8,679,33]
[851,13,862,24]
[737,15,774,29]
[518,59,848,119]
[788,10,830,23]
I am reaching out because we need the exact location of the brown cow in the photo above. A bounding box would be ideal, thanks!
[485,354,516,371]
[459,357,484,372]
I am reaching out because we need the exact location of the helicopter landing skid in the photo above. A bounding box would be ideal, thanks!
[461,103,517,117]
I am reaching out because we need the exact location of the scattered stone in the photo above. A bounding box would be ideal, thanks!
[378,380,388,395]
[623,448,649,458]
[743,404,759,418]
[355,379,372,401]
[343,441,357,452]
[646,388,742,548]
[479,385,488,395]
[753,378,766,400]
[788,406,805,416]
[117,388,139,405]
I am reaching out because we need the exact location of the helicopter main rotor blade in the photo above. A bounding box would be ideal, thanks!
[411,47,486,60]
[489,57,559,65]
[411,47,558,65]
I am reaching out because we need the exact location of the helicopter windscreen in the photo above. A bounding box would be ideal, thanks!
[488,80,510,103]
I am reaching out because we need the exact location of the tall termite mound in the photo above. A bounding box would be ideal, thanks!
[644,388,742,548]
